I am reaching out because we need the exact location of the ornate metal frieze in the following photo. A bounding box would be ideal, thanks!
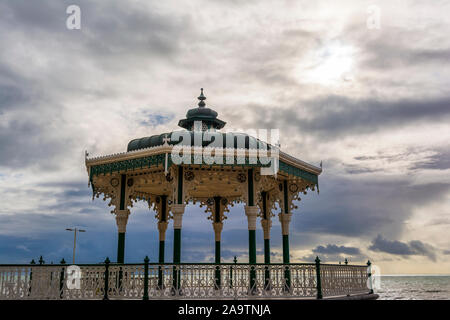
[279,160,318,185]
[254,173,281,218]
[198,197,236,223]
[182,167,248,204]
[89,154,166,179]
[278,178,316,213]
[88,154,321,182]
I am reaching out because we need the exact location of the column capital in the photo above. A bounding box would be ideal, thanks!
[245,205,258,230]
[170,203,186,213]
[278,213,292,235]
[158,221,169,241]
[170,204,186,229]
[261,218,272,239]
[115,209,130,233]
[213,221,223,241]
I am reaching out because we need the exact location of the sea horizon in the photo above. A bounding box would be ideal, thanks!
[376,275,450,300]
[380,274,450,277]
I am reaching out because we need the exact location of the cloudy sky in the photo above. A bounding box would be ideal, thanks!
[0,0,449,274]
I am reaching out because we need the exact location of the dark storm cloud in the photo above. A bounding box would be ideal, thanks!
[37,180,89,189]
[425,218,450,227]
[0,62,45,114]
[0,62,70,169]
[0,83,28,113]
[409,150,450,170]
[238,95,450,139]
[231,28,318,87]
[369,235,437,261]
[343,164,381,174]
[352,148,450,172]
[0,65,34,113]
[336,18,450,72]
[360,31,450,70]
[0,118,72,169]
[364,46,450,70]
[313,244,361,255]
[37,181,93,200]
[292,177,450,239]
[354,152,410,163]
[0,0,191,59]
[301,244,364,264]
[0,0,67,31]
[81,1,192,60]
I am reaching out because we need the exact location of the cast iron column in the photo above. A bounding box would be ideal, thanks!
[213,196,223,288]
[116,174,129,263]
[171,166,185,292]
[280,180,292,290]
[245,168,258,292]
[260,191,272,289]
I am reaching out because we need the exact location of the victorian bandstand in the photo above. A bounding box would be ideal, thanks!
[0,90,375,300]
[87,89,321,270]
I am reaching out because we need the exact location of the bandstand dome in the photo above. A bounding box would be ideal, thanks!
[128,88,269,152]
[127,131,271,152]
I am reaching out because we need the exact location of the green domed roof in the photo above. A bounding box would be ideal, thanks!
[127,131,271,152]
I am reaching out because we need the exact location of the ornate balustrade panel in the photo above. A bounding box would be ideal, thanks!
[107,265,145,299]
[0,263,370,300]
[0,266,63,300]
[320,265,369,297]
[0,266,32,300]
[30,266,63,299]
[289,264,317,297]
[179,264,217,298]
[147,264,174,298]
[62,265,105,300]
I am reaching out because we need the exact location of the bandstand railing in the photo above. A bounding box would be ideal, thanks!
[0,257,373,300]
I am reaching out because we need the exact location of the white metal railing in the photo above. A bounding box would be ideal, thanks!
[320,264,369,297]
[0,262,370,300]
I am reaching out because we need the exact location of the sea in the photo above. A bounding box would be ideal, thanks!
[376,275,450,300]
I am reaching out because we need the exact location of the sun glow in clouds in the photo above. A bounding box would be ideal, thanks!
[300,41,356,85]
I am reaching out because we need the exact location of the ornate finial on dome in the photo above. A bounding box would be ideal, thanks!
[198,88,206,107]
[176,89,226,131]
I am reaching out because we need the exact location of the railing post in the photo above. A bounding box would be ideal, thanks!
[28,259,36,297]
[315,256,322,299]
[265,264,270,291]
[37,256,45,297]
[215,264,221,289]
[143,256,149,300]
[367,260,373,294]
[250,265,256,294]
[103,257,110,300]
[230,256,237,288]
[171,264,181,296]
[118,265,123,293]
[59,258,66,299]
[158,265,163,290]
[284,264,291,292]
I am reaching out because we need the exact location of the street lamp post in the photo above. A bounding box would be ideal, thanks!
[65,227,86,264]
